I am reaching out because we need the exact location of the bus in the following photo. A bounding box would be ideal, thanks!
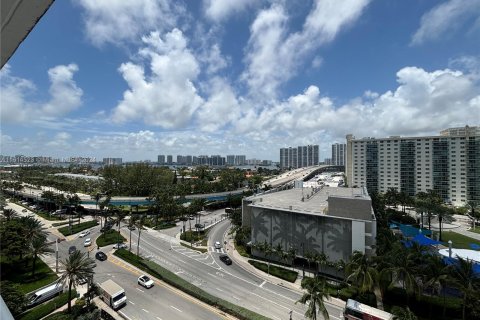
[344,299,393,320]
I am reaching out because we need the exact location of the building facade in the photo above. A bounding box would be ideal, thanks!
[103,158,122,165]
[332,143,346,166]
[280,145,319,169]
[242,186,376,269]
[157,155,165,164]
[346,126,480,206]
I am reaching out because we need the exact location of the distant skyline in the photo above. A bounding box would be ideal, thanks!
[1,0,479,161]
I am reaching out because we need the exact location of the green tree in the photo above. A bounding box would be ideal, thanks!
[114,209,127,244]
[391,306,417,320]
[30,234,54,277]
[296,276,330,320]
[0,281,27,315]
[58,250,96,314]
[346,251,378,295]
[421,255,449,318]
[135,215,146,256]
[1,208,18,221]
[450,257,480,320]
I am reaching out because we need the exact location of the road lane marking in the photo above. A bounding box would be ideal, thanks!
[175,271,184,275]
[216,288,224,292]
[260,280,266,287]
[232,295,240,300]
[136,288,144,293]
[128,300,135,305]
[272,316,281,320]
[142,309,149,313]
[170,306,183,313]
[178,259,186,264]
[156,317,162,320]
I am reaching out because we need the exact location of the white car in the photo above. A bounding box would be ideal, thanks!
[214,241,222,249]
[84,238,92,247]
[113,243,127,249]
[79,230,90,238]
[138,275,154,288]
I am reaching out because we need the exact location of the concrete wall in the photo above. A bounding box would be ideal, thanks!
[250,208,353,263]
[328,196,372,220]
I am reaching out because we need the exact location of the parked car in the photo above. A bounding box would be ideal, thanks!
[137,275,154,288]
[68,246,77,254]
[214,241,222,249]
[219,254,232,265]
[79,230,90,238]
[84,238,92,247]
[113,243,127,249]
[95,251,107,261]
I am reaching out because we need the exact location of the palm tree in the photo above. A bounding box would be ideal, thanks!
[421,255,449,318]
[450,257,480,320]
[58,250,96,313]
[263,241,273,275]
[287,246,297,270]
[304,250,314,276]
[114,209,127,244]
[135,215,146,256]
[346,251,378,294]
[128,215,136,252]
[1,208,18,221]
[296,276,330,320]
[30,235,54,277]
[20,216,47,244]
[391,306,417,320]
[436,205,453,241]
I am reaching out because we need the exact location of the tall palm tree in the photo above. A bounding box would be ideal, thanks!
[114,209,127,244]
[20,216,47,245]
[1,208,18,221]
[287,246,297,270]
[135,215,146,256]
[263,241,273,275]
[450,257,480,320]
[421,255,449,318]
[346,251,378,294]
[296,276,330,320]
[58,250,95,313]
[128,215,137,252]
[30,235,54,277]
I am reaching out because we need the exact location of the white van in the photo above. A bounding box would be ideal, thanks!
[27,282,64,307]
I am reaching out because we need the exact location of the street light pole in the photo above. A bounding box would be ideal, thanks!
[301,243,305,278]
[55,239,59,273]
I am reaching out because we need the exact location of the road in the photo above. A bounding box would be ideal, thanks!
[125,221,345,320]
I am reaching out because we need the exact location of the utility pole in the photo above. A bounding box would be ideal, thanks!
[55,239,59,273]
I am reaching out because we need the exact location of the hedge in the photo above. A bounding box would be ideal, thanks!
[114,249,270,320]
[19,290,77,320]
[58,221,98,236]
[248,260,298,283]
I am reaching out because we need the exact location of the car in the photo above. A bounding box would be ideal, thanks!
[79,230,90,238]
[189,215,195,220]
[84,238,92,247]
[219,254,232,265]
[214,241,221,249]
[95,251,107,261]
[113,243,127,249]
[138,275,154,288]
[68,246,77,254]
[127,225,135,231]
[22,209,27,213]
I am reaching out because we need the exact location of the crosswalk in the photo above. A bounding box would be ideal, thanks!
[210,247,226,254]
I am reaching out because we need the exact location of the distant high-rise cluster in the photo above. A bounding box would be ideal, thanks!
[346,126,480,206]
[103,158,122,165]
[332,143,346,166]
[157,154,247,166]
[279,145,319,169]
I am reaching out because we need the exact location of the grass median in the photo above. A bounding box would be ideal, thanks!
[114,249,271,320]
[58,220,98,236]
[96,229,126,247]
[248,260,298,283]
[438,231,480,249]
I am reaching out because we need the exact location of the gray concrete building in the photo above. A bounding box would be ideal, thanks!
[242,186,376,266]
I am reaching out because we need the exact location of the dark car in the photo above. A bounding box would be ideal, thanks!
[219,254,232,265]
[68,246,77,255]
[95,251,107,261]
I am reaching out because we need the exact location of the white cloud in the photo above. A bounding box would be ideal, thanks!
[411,0,480,45]
[235,65,480,144]
[112,29,203,128]
[203,0,258,22]
[77,0,182,47]
[46,132,72,148]
[196,77,240,132]
[42,64,83,116]
[0,64,82,123]
[242,0,371,100]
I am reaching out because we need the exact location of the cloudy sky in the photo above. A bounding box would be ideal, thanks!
[1,0,480,162]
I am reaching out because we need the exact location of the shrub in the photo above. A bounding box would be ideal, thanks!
[247,260,298,283]
[58,221,98,236]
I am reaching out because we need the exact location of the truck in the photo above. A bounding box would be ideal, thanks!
[99,279,126,310]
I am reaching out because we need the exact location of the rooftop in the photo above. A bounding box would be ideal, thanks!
[248,186,368,216]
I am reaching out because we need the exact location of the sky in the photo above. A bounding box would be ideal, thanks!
[1,0,480,162]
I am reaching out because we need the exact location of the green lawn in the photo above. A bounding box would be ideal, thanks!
[96,229,126,247]
[439,231,480,249]
[58,220,98,236]
[0,256,58,294]
[248,260,298,283]
[468,227,480,235]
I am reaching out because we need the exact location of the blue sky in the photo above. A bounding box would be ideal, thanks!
[1,0,480,162]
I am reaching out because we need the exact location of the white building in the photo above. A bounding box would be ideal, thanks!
[346,126,480,206]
